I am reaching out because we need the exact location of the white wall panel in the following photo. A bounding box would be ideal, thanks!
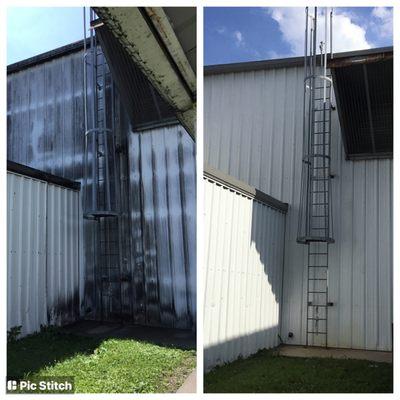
[7,171,80,337]
[204,66,392,351]
[204,177,286,369]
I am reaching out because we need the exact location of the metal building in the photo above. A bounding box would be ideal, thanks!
[204,46,392,367]
[7,7,196,335]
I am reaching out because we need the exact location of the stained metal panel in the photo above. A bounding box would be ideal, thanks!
[128,124,196,329]
[204,176,286,370]
[204,62,392,351]
[7,44,196,330]
[7,171,80,337]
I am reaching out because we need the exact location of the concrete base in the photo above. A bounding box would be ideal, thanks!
[176,369,196,393]
[62,320,196,350]
[276,345,392,363]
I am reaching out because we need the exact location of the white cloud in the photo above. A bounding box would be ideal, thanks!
[266,7,372,56]
[215,26,226,35]
[371,7,393,38]
[233,30,245,47]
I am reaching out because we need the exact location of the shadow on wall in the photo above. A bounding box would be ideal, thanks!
[203,176,286,370]
[204,325,279,372]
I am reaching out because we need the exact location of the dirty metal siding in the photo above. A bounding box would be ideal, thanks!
[7,47,196,330]
[128,124,196,329]
[204,66,393,351]
[7,171,80,337]
[204,176,286,370]
[6,48,131,322]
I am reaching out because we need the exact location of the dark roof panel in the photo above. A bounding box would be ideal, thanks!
[95,23,177,130]
[331,50,393,159]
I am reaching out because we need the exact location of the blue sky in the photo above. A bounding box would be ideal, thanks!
[205,7,393,65]
[7,7,90,65]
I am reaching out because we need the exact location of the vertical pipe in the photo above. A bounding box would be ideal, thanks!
[330,9,333,58]
[83,7,88,213]
[83,8,88,134]
[90,9,97,212]
[299,7,308,235]
[323,8,328,104]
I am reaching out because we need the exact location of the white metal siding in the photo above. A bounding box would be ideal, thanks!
[204,67,392,351]
[204,177,286,369]
[7,172,81,337]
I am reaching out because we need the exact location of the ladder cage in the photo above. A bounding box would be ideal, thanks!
[83,8,124,322]
[297,7,334,244]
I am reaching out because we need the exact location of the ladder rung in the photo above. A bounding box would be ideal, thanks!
[309,265,328,268]
[311,203,328,206]
[307,318,327,321]
[309,252,328,255]
[307,331,327,335]
[308,278,327,281]
[308,291,327,294]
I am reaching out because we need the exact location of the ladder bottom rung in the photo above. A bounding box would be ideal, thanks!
[307,318,327,321]
[307,332,327,335]
[308,278,327,281]
[308,291,327,293]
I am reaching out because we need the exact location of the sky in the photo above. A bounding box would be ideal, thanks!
[7,7,90,65]
[204,7,393,65]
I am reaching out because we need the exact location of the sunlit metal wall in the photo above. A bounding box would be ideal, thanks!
[7,171,80,337]
[204,173,286,369]
[129,124,196,329]
[204,64,393,351]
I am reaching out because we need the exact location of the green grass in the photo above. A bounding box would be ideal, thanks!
[204,349,393,393]
[8,329,196,393]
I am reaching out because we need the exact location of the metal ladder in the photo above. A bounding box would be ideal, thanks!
[83,9,123,322]
[306,242,330,346]
[297,7,334,347]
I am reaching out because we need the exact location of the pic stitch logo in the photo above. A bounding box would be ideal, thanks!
[7,380,17,391]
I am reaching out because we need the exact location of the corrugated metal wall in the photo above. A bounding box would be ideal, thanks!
[204,66,392,351]
[129,124,196,329]
[7,171,80,337]
[204,176,286,369]
[7,45,196,330]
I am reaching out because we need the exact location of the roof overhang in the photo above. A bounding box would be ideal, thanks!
[329,48,393,160]
[94,7,196,140]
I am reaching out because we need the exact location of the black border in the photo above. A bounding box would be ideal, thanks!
[7,161,81,191]
[204,164,288,213]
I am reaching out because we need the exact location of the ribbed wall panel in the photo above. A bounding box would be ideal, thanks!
[204,66,392,351]
[204,177,286,369]
[7,172,80,337]
[8,47,196,330]
[128,124,196,329]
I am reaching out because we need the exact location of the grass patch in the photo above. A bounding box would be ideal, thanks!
[8,328,196,393]
[204,349,392,393]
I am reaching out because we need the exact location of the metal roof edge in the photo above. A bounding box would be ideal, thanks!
[204,46,393,76]
[7,161,81,191]
[7,38,91,74]
[204,164,288,213]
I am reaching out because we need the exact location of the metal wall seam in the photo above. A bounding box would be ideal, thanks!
[7,171,80,337]
[204,65,392,351]
[204,177,286,370]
